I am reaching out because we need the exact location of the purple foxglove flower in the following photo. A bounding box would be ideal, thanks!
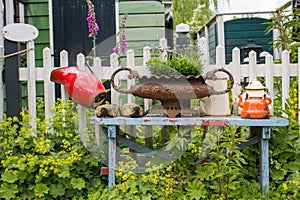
[113,45,119,55]
[86,0,99,38]
[121,34,127,55]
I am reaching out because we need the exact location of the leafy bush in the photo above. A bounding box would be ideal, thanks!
[0,99,104,199]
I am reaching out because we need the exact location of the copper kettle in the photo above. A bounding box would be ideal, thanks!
[238,80,271,119]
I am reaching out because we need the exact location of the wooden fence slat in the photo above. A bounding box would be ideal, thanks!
[93,56,102,147]
[43,47,55,123]
[198,37,209,69]
[265,54,274,111]
[248,50,257,82]
[159,38,168,61]
[298,47,300,124]
[216,45,225,67]
[126,49,137,153]
[60,50,69,101]
[110,53,119,105]
[77,53,87,146]
[27,41,37,135]
[282,50,290,114]
[231,47,241,115]
[127,49,135,103]
[0,46,4,121]
[143,46,151,66]
[93,57,102,70]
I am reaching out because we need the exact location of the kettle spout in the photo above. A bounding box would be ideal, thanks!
[238,94,244,108]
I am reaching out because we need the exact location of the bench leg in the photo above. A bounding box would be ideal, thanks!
[260,127,271,195]
[108,125,116,188]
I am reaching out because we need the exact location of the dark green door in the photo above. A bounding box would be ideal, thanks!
[224,18,273,64]
[53,0,116,66]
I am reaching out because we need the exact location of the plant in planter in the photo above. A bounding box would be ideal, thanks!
[146,53,203,76]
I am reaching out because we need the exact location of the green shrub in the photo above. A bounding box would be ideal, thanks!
[0,99,104,199]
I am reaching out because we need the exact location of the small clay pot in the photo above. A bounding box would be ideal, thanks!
[119,103,146,118]
[95,104,119,118]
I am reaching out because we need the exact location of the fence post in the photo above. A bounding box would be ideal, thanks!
[159,38,168,61]
[198,37,209,70]
[282,50,290,116]
[273,29,282,61]
[298,47,300,124]
[93,57,101,69]
[43,47,55,130]
[216,45,225,66]
[110,53,119,105]
[0,46,3,121]
[60,50,69,101]
[143,46,153,148]
[248,50,257,82]
[143,46,151,66]
[231,47,241,115]
[77,53,87,145]
[216,15,225,48]
[27,40,37,135]
[143,46,152,109]
[0,3,3,121]
[265,54,274,114]
[127,49,135,103]
[126,49,137,154]
[93,56,103,148]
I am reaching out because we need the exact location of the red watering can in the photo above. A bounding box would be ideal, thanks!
[50,66,106,108]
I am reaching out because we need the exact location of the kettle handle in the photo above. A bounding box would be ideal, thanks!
[264,94,272,105]
[110,67,139,94]
[204,68,234,95]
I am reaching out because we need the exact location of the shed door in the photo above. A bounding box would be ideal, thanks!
[52,0,116,66]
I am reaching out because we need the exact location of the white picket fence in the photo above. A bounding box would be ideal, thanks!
[0,37,299,137]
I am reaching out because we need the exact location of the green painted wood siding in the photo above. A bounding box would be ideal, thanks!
[208,23,217,65]
[26,0,50,68]
[224,18,273,64]
[24,0,50,106]
[119,1,165,65]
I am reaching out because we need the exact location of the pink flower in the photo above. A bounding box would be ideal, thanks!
[114,14,127,55]
[113,45,119,55]
[121,34,127,55]
[86,0,99,38]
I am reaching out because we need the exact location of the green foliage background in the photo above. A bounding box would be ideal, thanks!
[172,0,218,33]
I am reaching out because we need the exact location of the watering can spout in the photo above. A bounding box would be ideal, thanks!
[50,66,107,108]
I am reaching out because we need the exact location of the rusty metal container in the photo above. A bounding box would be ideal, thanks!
[111,67,234,117]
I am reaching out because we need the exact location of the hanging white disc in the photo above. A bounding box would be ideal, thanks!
[2,23,39,42]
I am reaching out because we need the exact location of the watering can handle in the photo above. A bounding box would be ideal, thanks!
[204,68,234,95]
[110,67,139,94]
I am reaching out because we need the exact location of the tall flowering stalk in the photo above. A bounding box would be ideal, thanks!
[113,13,128,55]
[86,0,100,57]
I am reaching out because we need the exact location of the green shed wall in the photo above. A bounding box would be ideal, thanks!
[24,0,50,106]
[119,0,165,65]
[26,0,50,68]
[224,17,273,64]
[199,17,273,64]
